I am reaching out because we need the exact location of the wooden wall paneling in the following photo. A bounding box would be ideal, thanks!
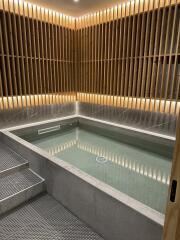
[17,0,28,107]
[35,6,43,105]
[2,0,13,108]
[92,14,96,105]
[116,5,123,108]
[127,0,136,109]
[85,16,88,103]
[31,4,40,105]
[39,7,47,105]
[0,68,4,109]
[97,12,101,105]
[78,19,81,100]
[13,0,23,108]
[81,17,84,102]
[44,9,50,104]
[0,0,179,116]
[106,9,111,106]
[79,21,82,99]
[139,0,151,112]
[120,4,128,107]
[73,19,76,99]
[77,21,80,100]
[51,12,57,104]
[66,17,69,101]
[58,15,63,102]
[48,10,54,104]
[88,15,91,104]
[62,16,66,103]
[172,12,180,115]
[0,10,5,110]
[120,4,127,108]
[56,14,60,101]
[153,0,166,113]
[66,16,68,101]
[7,0,18,108]
[0,11,8,108]
[112,7,118,108]
[69,21,72,101]
[99,12,102,105]
[69,17,72,101]
[93,13,96,105]
[163,2,178,114]
[81,17,85,101]
[132,0,141,110]
[103,10,108,107]
[149,0,161,112]
[124,2,132,108]
[65,16,69,102]
[26,2,35,106]
[136,0,146,111]
[109,8,115,106]
[22,1,32,107]
[95,13,98,105]
[158,1,172,113]
[69,19,73,102]
[145,0,156,112]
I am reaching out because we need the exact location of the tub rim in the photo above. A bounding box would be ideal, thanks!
[1,114,174,226]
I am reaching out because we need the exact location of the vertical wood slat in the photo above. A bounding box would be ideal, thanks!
[7,0,18,108]
[17,0,28,107]
[22,1,31,107]
[158,0,173,113]
[2,0,13,108]
[27,2,35,106]
[76,0,179,118]
[173,17,180,115]
[0,0,75,109]
[0,0,179,115]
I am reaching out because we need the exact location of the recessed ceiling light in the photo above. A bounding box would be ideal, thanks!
[73,0,80,2]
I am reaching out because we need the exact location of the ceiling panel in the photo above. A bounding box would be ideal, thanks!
[27,0,128,17]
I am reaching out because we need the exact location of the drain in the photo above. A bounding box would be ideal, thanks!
[96,156,108,164]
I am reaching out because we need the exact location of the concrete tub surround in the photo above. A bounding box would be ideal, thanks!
[0,115,174,240]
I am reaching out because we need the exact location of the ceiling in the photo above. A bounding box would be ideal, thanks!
[27,0,127,17]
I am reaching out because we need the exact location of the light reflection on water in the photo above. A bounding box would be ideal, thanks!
[30,127,171,214]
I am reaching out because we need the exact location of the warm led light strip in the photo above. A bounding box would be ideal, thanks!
[76,0,180,28]
[0,0,75,29]
[1,0,179,29]
[77,93,180,115]
[0,94,76,110]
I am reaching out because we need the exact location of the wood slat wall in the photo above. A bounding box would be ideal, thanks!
[0,0,179,117]
[76,0,180,116]
[0,0,76,109]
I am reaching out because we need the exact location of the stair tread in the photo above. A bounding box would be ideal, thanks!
[0,168,44,201]
[0,142,27,173]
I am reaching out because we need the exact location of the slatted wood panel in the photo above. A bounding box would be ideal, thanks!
[0,0,179,116]
[0,0,76,109]
[76,0,180,116]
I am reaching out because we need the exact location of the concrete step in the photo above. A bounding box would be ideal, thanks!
[0,168,45,215]
[0,141,29,177]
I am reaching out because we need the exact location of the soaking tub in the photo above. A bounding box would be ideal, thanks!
[1,115,175,240]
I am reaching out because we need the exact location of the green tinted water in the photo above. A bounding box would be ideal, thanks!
[29,127,171,214]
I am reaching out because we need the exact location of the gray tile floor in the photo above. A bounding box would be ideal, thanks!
[0,193,104,240]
